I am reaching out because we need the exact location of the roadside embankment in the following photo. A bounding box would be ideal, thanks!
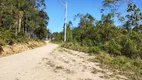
[0,40,46,57]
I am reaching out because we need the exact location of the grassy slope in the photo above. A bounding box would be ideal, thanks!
[60,42,142,80]
[0,40,45,57]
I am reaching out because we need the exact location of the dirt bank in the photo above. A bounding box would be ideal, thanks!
[0,40,45,57]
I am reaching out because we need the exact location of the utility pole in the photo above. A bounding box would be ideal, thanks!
[61,2,68,42]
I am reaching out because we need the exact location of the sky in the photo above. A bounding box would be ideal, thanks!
[45,0,142,33]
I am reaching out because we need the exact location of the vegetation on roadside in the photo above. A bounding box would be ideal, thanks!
[0,0,51,55]
[0,0,50,46]
[52,0,142,79]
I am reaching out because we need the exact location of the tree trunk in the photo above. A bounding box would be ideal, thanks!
[14,21,18,36]
[18,11,24,33]
[15,26,18,36]
[18,17,22,33]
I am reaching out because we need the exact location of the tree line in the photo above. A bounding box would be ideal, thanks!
[0,0,50,46]
[53,0,142,59]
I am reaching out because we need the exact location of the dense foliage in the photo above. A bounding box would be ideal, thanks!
[53,3,142,59]
[0,0,49,46]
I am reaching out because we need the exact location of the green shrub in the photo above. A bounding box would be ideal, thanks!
[82,39,94,47]
[103,40,122,55]
[89,46,101,53]
[111,56,128,65]
[121,39,138,58]
[96,52,113,63]
[0,39,6,46]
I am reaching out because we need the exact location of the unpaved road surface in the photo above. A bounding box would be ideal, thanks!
[0,43,127,80]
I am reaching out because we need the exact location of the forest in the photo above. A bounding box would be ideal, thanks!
[0,0,50,46]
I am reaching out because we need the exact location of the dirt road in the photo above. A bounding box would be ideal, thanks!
[0,43,127,80]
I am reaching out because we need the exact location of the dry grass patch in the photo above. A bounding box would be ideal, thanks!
[55,66,64,70]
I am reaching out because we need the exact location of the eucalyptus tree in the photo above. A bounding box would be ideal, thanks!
[101,13,114,26]
[74,13,95,28]
[102,0,131,12]
[0,0,16,29]
[101,0,131,24]
[0,0,49,40]
[21,0,49,39]
[126,3,142,31]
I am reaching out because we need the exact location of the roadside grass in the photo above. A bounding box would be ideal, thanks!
[61,43,142,80]
[94,52,142,80]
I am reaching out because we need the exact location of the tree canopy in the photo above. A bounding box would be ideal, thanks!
[0,0,50,45]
